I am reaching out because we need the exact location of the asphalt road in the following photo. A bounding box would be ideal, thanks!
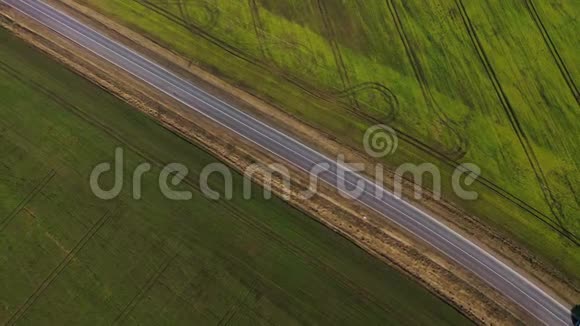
[4,0,573,324]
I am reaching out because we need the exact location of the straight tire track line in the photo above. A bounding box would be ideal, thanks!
[217,281,255,326]
[454,0,574,241]
[315,0,352,89]
[247,0,271,62]
[524,0,579,105]
[316,0,359,110]
[5,209,115,325]
[113,253,176,325]
[385,0,467,160]
[0,169,55,233]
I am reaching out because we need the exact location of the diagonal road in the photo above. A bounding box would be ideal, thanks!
[3,0,573,324]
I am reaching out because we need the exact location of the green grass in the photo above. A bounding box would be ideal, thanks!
[74,0,580,285]
[0,28,471,324]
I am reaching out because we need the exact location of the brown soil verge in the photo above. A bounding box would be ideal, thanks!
[0,1,575,324]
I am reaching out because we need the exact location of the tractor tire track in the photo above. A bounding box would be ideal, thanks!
[248,0,319,76]
[385,0,469,161]
[0,169,56,233]
[248,0,271,62]
[316,0,399,124]
[315,0,355,100]
[217,281,256,326]
[5,209,116,325]
[149,0,219,31]
[455,0,576,242]
[212,194,399,318]
[134,0,322,96]
[333,82,399,123]
[316,1,400,122]
[524,0,579,105]
[113,253,176,325]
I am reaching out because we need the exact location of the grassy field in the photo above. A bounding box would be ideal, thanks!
[0,28,472,324]
[73,0,580,285]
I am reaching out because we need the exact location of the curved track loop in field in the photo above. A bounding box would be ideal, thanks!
[333,82,399,123]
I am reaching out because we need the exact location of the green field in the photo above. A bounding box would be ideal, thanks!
[0,28,471,324]
[74,0,580,285]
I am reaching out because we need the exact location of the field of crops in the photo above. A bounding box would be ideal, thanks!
[0,28,472,324]
[73,0,580,284]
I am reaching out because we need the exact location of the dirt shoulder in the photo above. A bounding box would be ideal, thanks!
[0,1,575,324]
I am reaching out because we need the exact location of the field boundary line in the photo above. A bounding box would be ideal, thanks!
[5,208,116,325]
[0,169,55,233]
